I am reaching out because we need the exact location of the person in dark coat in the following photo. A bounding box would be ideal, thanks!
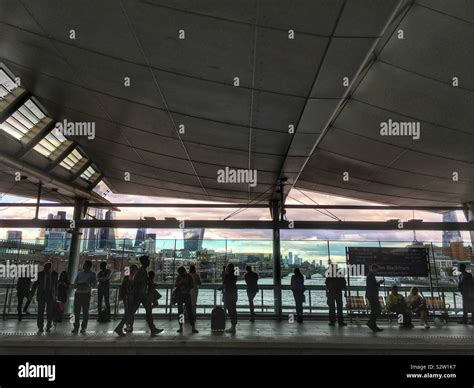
[30,262,58,333]
[114,256,163,337]
[97,261,111,319]
[119,264,138,333]
[175,266,198,333]
[57,271,69,304]
[458,264,474,324]
[366,264,384,332]
[325,264,347,326]
[291,268,305,323]
[245,265,259,322]
[16,276,31,321]
[223,263,238,333]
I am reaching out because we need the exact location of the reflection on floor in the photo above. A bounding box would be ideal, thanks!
[1,317,473,355]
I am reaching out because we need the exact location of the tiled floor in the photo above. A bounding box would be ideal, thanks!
[1,317,473,355]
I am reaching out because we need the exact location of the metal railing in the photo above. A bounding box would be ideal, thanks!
[0,283,464,320]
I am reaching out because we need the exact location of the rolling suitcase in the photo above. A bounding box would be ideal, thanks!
[211,292,226,332]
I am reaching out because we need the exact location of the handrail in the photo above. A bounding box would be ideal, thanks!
[0,282,463,318]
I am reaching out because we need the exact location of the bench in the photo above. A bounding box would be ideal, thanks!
[346,295,367,322]
[424,296,450,323]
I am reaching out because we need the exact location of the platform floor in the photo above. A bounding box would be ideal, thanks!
[1,317,474,355]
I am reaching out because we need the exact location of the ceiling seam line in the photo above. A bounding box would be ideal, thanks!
[119,0,210,197]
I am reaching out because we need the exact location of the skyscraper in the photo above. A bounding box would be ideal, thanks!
[442,211,462,247]
[98,210,117,249]
[144,233,157,254]
[44,211,71,251]
[183,228,205,251]
[83,208,103,251]
[135,226,147,247]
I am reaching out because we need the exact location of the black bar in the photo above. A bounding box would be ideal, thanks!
[0,219,473,230]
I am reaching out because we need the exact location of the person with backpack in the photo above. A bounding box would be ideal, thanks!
[291,268,305,323]
[222,263,238,333]
[458,264,474,324]
[244,265,259,322]
[97,261,111,322]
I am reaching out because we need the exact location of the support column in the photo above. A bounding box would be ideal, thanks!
[65,198,86,314]
[271,200,282,320]
[34,182,42,220]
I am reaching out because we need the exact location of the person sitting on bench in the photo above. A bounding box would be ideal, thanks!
[407,287,430,329]
[386,286,413,328]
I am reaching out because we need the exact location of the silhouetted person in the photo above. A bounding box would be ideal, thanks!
[30,262,58,333]
[325,264,347,326]
[223,263,238,333]
[407,287,430,329]
[189,264,201,317]
[114,256,163,337]
[72,260,96,334]
[16,276,31,321]
[175,266,198,333]
[245,265,259,322]
[458,264,474,324]
[97,261,111,320]
[386,285,413,328]
[291,268,305,323]
[119,264,138,333]
[57,271,69,304]
[366,264,384,332]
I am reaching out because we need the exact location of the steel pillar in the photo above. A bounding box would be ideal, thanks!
[65,198,86,314]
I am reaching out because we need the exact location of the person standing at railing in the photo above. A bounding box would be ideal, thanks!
[291,268,305,323]
[174,266,198,334]
[16,276,31,321]
[223,263,238,333]
[71,260,96,334]
[366,264,384,332]
[30,262,58,334]
[245,265,259,322]
[325,264,347,327]
[189,264,201,318]
[97,261,112,322]
[457,264,474,325]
